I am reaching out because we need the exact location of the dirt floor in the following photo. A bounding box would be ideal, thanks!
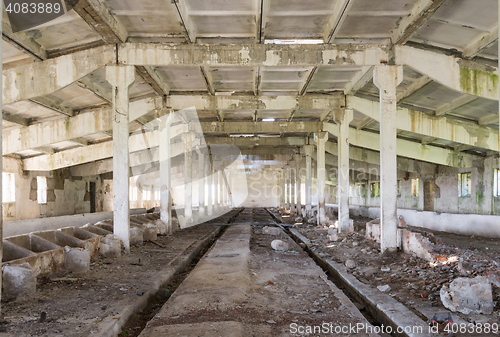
[274,208,500,336]
[0,225,222,337]
[138,209,378,337]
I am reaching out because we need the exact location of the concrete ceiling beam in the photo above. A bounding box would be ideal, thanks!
[462,24,498,59]
[3,45,116,105]
[349,95,499,152]
[167,94,342,111]
[396,75,433,103]
[2,11,47,61]
[435,95,479,116]
[391,0,447,46]
[344,66,373,95]
[73,0,128,43]
[324,0,353,43]
[29,96,74,117]
[395,45,499,100]
[323,123,480,167]
[118,43,389,67]
[3,96,160,155]
[2,112,30,127]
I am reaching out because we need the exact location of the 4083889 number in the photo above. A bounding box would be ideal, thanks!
[5,2,62,14]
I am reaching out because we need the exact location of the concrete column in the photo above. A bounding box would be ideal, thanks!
[160,107,173,235]
[213,162,219,213]
[289,161,296,213]
[182,131,195,224]
[197,146,205,218]
[337,108,354,233]
[106,65,135,252]
[294,153,302,215]
[279,167,285,209]
[207,159,213,216]
[284,164,291,210]
[0,11,3,311]
[303,145,314,217]
[373,65,403,253]
[314,131,328,226]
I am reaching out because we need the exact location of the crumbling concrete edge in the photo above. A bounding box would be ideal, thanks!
[91,225,226,337]
[286,229,436,337]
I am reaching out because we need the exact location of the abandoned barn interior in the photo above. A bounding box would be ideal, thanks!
[0,0,500,335]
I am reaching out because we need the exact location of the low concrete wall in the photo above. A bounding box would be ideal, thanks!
[3,209,147,238]
[342,204,500,239]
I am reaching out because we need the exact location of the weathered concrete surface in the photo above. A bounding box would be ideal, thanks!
[440,276,494,315]
[139,219,376,337]
[3,209,146,238]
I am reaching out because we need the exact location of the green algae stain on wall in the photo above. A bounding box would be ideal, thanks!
[460,66,499,99]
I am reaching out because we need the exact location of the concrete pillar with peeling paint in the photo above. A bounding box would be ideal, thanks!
[289,160,296,213]
[285,164,291,210]
[213,161,219,213]
[315,131,328,226]
[207,159,213,216]
[197,146,205,218]
[182,131,195,224]
[303,145,314,217]
[106,65,135,253]
[160,106,173,235]
[337,108,353,233]
[294,153,302,215]
[373,65,403,253]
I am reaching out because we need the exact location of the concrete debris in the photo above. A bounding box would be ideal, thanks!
[271,240,289,251]
[143,223,158,241]
[153,219,168,235]
[308,217,317,224]
[3,263,36,300]
[262,226,281,236]
[100,234,121,259]
[327,227,338,242]
[377,285,391,293]
[295,217,303,223]
[64,246,90,274]
[440,276,493,314]
[381,267,390,272]
[345,260,356,269]
[129,227,144,246]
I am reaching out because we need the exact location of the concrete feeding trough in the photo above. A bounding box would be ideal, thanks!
[1,212,164,300]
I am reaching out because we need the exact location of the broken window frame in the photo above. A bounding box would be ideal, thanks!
[370,182,380,197]
[2,172,15,203]
[458,172,472,197]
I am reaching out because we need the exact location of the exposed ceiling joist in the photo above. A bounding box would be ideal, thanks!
[2,11,47,61]
[73,0,128,43]
[324,0,353,43]
[119,43,389,67]
[396,45,499,100]
[396,75,433,102]
[462,25,499,59]
[200,67,215,96]
[3,112,30,127]
[391,0,448,46]
[435,95,479,116]
[344,66,373,95]
[29,96,74,117]
[135,66,170,96]
[172,0,196,43]
[3,45,116,105]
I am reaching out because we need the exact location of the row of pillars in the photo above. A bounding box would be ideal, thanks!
[107,66,231,253]
[107,64,405,255]
[279,65,403,254]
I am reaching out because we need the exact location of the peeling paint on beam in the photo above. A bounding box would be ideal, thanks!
[3,45,116,105]
[118,43,389,67]
[199,121,320,134]
[168,94,342,111]
[396,45,499,100]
